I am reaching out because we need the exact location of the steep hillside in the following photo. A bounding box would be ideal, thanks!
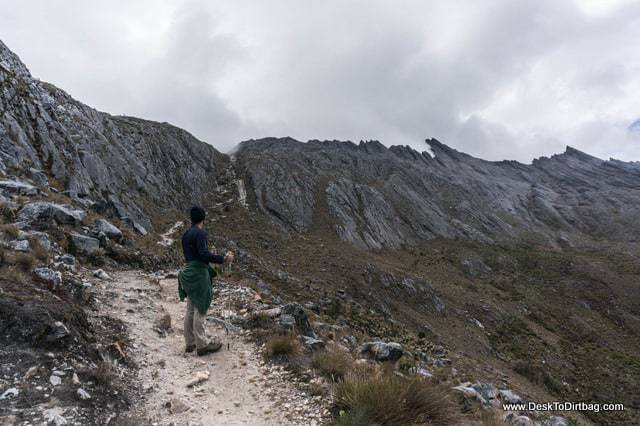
[0,40,228,232]
[235,137,640,249]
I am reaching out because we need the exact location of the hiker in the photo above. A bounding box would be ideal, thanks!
[178,206,234,356]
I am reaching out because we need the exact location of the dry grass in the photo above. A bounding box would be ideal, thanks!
[472,409,504,426]
[265,334,302,361]
[11,252,35,272]
[0,205,15,223]
[0,224,20,239]
[94,361,116,386]
[1,266,25,285]
[30,238,49,262]
[248,311,272,329]
[311,346,355,382]
[334,372,457,426]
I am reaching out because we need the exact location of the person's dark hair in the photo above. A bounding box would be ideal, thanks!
[190,206,206,224]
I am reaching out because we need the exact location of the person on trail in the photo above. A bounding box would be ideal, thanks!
[178,206,234,356]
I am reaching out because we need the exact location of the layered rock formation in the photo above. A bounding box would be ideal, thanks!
[235,137,640,248]
[0,40,226,232]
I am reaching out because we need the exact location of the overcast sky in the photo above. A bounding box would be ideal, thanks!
[1,0,639,162]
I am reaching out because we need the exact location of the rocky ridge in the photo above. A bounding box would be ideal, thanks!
[234,137,640,249]
[0,40,227,233]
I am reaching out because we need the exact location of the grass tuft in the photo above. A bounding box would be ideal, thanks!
[335,372,457,426]
[312,347,355,382]
[265,334,302,361]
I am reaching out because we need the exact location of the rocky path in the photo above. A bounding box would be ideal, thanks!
[94,270,328,426]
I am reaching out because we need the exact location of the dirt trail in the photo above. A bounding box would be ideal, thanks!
[95,270,326,425]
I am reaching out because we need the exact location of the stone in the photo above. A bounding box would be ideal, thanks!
[47,321,70,341]
[165,398,190,414]
[9,239,29,252]
[71,373,80,385]
[60,254,76,265]
[69,232,100,255]
[43,408,67,426]
[186,371,210,387]
[93,269,110,280]
[94,218,123,241]
[416,367,433,378]
[0,179,38,196]
[22,230,52,250]
[24,366,38,379]
[17,202,86,229]
[0,388,18,400]
[49,375,62,386]
[543,416,569,426]
[471,383,498,402]
[507,415,534,426]
[359,341,403,362]
[499,389,522,404]
[33,268,62,287]
[280,303,315,337]
[76,388,91,400]
[302,336,325,351]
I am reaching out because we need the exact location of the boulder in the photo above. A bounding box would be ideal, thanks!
[59,254,76,266]
[69,232,100,255]
[0,179,38,196]
[93,269,110,280]
[9,240,29,252]
[18,230,53,250]
[17,202,86,229]
[94,218,123,241]
[359,341,403,362]
[302,336,325,351]
[471,383,498,402]
[33,268,62,287]
[281,303,315,337]
[499,389,522,404]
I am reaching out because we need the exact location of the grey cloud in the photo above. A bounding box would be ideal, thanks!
[1,0,639,161]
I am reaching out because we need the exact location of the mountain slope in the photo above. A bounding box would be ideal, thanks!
[235,137,640,249]
[0,40,227,232]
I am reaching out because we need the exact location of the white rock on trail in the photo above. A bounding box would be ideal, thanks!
[49,375,62,386]
[77,388,91,400]
[186,370,210,387]
[93,269,111,280]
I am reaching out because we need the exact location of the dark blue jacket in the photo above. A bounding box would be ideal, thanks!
[181,225,225,264]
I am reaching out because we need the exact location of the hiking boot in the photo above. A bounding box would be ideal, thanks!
[185,344,196,353]
[196,340,222,356]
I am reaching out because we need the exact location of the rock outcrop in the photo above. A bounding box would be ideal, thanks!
[0,40,227,232]
[235,137,640,248]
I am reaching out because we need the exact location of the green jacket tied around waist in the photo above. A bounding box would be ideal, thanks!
[178,261,217,315]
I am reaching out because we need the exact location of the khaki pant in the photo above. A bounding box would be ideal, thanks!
[184,298,210,349]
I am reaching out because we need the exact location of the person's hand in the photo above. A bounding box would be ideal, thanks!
[224,251,235,263]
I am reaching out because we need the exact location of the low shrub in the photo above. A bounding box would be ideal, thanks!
[94,361,116,386]
[265,334,301,361]
[30,239,49,262]
[0,224,20,238]
[1,266,25,285]
[335,372,456,426]
[312,347,355,381]
[13,252,35,272]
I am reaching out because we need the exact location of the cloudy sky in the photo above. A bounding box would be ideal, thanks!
[1,0,639,162]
